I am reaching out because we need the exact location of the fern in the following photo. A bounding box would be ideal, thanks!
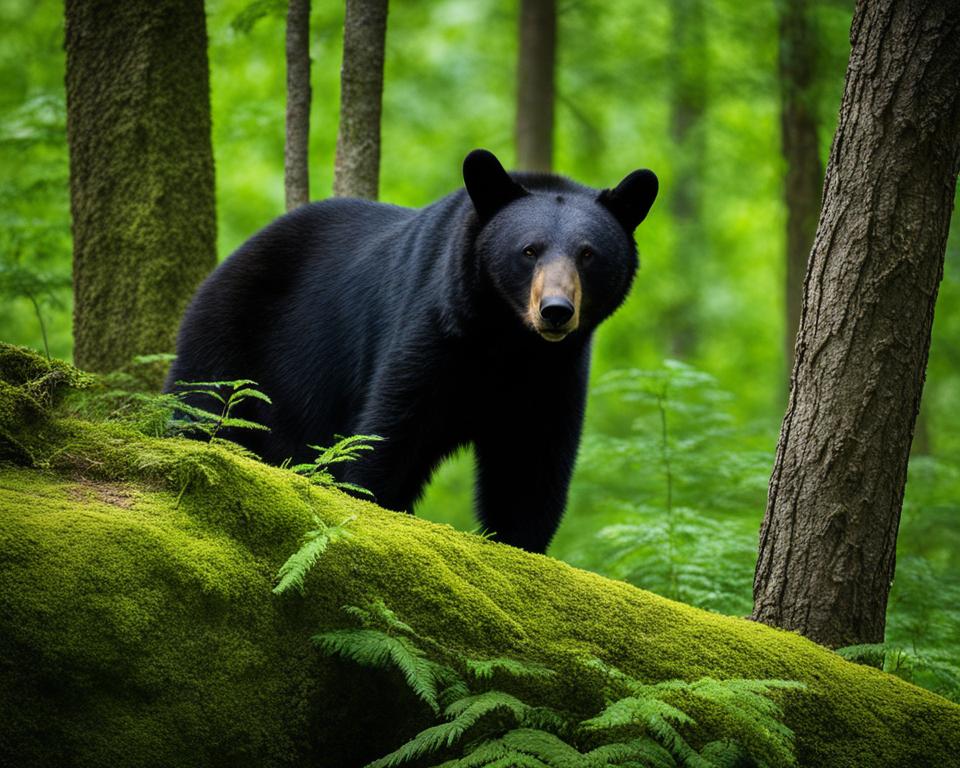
[369,692,541,768]
[308,602,804,768]
[314,628,452,716]
[584,737,677,768]
[582,695,699,766]
[465,657,557,683]
[558,362,771,617]
[170,378,272,441]
[312,600,461,716]
[450,728,586,768]
[272,515,354,595]
[289,434,384,496]
[584,659,803,768]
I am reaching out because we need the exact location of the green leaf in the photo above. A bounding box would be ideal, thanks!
[273,516,353,595]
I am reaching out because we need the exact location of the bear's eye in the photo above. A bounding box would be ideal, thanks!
[581,248,594,264]
[522,245,537,259]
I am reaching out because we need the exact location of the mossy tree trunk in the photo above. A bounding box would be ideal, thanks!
[515,0,556,173]
[666,0,707,359]
[753,0,960,649]
[285,0,311,210]
[1,345,960,768]
[778,0,823,381]
[65,0,216,375]
[333,0,388,200]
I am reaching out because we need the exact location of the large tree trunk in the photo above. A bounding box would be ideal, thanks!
[752,0,960,649]
[285,0,311,210]
[778,0,824,379]
[333,0,388,200]
[515,0,556,173]
[666,0,707,359]
[66,0,216,374]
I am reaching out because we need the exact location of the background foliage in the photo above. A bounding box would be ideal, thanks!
[1,0,957,699]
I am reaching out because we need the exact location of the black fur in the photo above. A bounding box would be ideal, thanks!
[165,150,658,553]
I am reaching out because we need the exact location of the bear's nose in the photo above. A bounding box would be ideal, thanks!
[539,296,574,328]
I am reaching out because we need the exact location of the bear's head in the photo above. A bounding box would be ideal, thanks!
[463,149,657,343]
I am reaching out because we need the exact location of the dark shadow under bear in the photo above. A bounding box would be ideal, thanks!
[165,150,658,553]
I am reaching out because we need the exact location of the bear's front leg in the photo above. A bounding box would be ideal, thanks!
[473,380,586,554]
[339,370,458,514]
[339,420,437,514]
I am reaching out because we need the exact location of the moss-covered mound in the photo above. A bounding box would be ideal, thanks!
[1,344,958,768]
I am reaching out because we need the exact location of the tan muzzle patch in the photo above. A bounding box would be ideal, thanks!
[527,258,581,341]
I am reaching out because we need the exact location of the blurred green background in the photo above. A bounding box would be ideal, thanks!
[1,0,957,697]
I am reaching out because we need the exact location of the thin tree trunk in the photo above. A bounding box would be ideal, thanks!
[285,0,311,210]
[779,0,824,379]
[66,0,216,375]
[752,0,960,648]
[515,0,556,173]
[333,0,388,200]
[667,0,706,359]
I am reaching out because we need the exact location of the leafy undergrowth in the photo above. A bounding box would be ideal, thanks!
[1,343,959,768]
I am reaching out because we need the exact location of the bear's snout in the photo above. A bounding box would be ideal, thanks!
[527,258,581,340]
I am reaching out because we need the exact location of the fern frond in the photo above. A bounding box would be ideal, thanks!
[219,416,270,431]
[272,515,353,595]
[175,388,227,404]
[443,690,532,722]
[682,678,802,764]
[581,694,698,765]
[367,693,543,768]
[333,480,377,497]
[314,627,448,714]
[465,657,557,683]
[835,643,889,668]
[436,737,553,768]
[699,739,755,768]
[356,598,418,635]
[496,728,584,767]
[291,435,383,496]
[584,737,676,768]
[519,706,572,735]
[229,387,273,405]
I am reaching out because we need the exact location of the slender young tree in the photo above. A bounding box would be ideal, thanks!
[333,0,388,200]
[667,0,707,358]
[753,0,960,649]
[778,0,823,378]
[66,0,216,374]
[285,0,312,210]
[515,0,556,173]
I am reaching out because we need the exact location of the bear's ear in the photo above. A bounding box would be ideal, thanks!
[463,149,528,222]
[598,169,659,233]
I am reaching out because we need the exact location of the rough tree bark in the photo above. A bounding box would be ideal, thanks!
[667,0,707,358]
[285,0,311,210]
[515,0,556,173]
[753,0,960,648]
[66,0,216,374]
[778,0,824,378]
[333,0,388,200]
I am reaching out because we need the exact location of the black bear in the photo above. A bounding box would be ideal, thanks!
[166,149,657,553]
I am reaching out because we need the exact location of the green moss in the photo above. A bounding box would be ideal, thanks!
[1,344,959,767]
[66,0,216,378]
[0,344,93,463]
